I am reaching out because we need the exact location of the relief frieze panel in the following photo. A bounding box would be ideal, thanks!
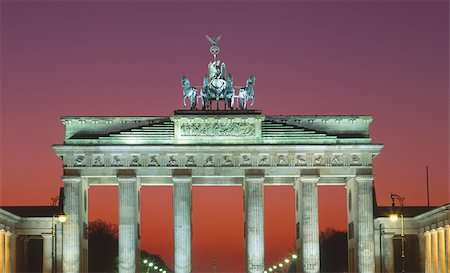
[61,152,373,168]
[180,122,256,137]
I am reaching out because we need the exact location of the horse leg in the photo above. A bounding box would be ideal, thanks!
[251,96,255,107]
[183,96,187,107]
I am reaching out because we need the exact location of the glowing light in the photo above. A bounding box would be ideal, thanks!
[154,266,158,269]
[292,254,298,259]
[284,259,289,263]
[279,263,283,267]
[390,214,399,222]
[268,268,273,272]
[58,214,67,223]
[143,259,148,264]
[149,263,154,266]
[273,265,277,269]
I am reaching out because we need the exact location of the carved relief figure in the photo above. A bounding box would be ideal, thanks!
[112,155,122,166]
[332,155,343,166]
[93,156,103,166]
[222,155,233,166]
[130,155,140,167]
[74,155,86,166]
[277,155,288,166]
[296,155,306,166]
[186,155,196,166]
[168,155,178,166]
[241,155,251,165]
[259,155,269,166]
[204,156,214,167]
[149,155,159,166]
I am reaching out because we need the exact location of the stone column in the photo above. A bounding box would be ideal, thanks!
[295,176,320,273]
[9,233,15,273]
[425,231,432,273]
[118,174,140,273]
[42,234,53,273]
[0,229,4,273]
[244,174,265,273]
[381,233,395,273]
[5,231,11,273]
[56,223,63,273]
[437,227,445,273]
[23,236,30,272]
[63,176,82,273]
[431,229,438,273]
[355,176,376,273]
[173,174,192,273]
[419,232,425,273]
[445,225,450,273]
[444,225,450,273]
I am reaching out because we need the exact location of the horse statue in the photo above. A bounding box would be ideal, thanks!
[181,76,197,110]
[224,74,235,109]
[238,75,256,110]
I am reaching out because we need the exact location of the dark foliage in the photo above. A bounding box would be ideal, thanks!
[139,250,173,273]
[88,219,118,272]
[320,228,348,273]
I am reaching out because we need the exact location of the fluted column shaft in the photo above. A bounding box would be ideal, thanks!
[244,175,264,273]
[419,233,426,273]
[9,233,15,273]
[425,231,432,273]
[382,233,395,273]
[63,177,82,273]
[431,229,438,273]
[356,176,375,273]
[4,231,11,273]
[295,176,320,273]
[445,225,450,273]
[0,229,4,273]
[42,234,53,273]
[437,227,445,273]
[173,175,192,273]
[118,176,140,273]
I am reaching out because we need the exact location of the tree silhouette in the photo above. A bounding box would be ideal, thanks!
[88,219,118,272]
[320,228,348,273]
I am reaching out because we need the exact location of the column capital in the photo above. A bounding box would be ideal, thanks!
[299,175,320,183]
[355,175,374,183]
[0,229,5,234]
[436,227,444,233]
[61,176,82,183]
[444,224,450,230]
[41,233,53,239]
[382,232,395,239]
[424,230,431,236]
[430,229,437,235]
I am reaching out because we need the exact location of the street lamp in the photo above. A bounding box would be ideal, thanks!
[52,213,67,273]
[389,193,405,273]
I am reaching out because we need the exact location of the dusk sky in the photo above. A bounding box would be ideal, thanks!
[1,1,449,272]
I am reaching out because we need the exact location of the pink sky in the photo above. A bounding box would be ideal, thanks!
[1,1,448,272]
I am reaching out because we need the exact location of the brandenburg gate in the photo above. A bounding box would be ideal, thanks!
[52,36,383,273]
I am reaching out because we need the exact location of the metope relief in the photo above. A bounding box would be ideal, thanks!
[185,155,196,167]
[277,154,288,166]
[167,155,178,167]
[93,155,104,167]
[203,155,215,167]
[240,154,252,166]
[74,155,86,167]
[148,155,160,167]
[258,154,270,167]
[111,155,123,167]
[221,154,234,167]
[129,155,141,167]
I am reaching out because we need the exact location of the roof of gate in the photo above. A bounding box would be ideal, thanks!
[60,110,375,145]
